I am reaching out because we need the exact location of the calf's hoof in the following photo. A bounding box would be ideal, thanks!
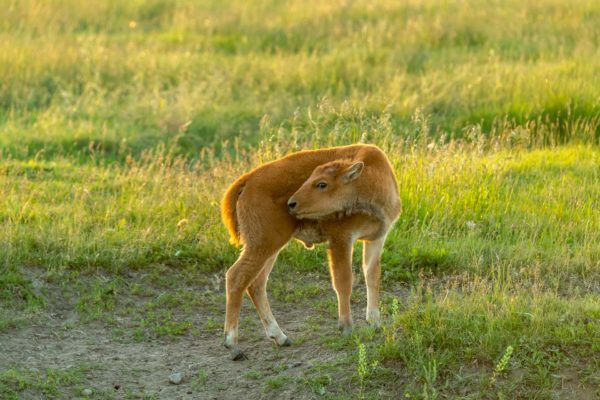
[368,320,382,332]
[367,310,381,330]
[269,335,292,347]
[339,324,353,337]
[224,337,248,361]
[231,347,248,361]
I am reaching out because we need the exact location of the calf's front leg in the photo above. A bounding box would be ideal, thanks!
[327,239,354,335]
[362,236,386,328]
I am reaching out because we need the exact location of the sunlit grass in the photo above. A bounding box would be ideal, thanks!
[1,139,598,289]
[0,0,598,160]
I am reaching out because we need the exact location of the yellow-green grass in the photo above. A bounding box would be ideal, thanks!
[2,140,599,396]
[1,0,599,160]
[2,138,598,281]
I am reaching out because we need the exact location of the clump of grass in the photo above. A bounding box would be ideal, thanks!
[75,277,120,321]
[303,374,332,396]
[0,268,45,331]
[0,366,89,399]
[373,287,599,397]
[192,368,208,390]
[264,376,291,391]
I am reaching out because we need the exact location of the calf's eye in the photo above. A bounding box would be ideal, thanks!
[316,182,328,189]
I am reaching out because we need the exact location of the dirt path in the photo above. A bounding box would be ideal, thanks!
[1,317,347,399]
[1,269,373,399]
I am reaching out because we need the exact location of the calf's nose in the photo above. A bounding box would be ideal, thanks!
[287,198,297,211]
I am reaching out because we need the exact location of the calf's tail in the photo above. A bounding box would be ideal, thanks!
[221,178,245,247]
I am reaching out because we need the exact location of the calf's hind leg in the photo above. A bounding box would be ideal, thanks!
[224,248,273,360]
[224,196,295,360]
[247,252,291,347]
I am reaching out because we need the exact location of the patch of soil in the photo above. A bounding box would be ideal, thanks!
[1,316,346,399]
[1,269,368,399]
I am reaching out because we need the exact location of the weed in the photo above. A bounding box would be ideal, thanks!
[421,360,438,400]
[356,339,379,399]
[303,374,332,396]
[264,376,290,391]
[191,369,208,391]
[245,370,263,380]
[491,346,515,384]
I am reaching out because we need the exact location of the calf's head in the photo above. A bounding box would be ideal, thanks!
[287,160,364,219]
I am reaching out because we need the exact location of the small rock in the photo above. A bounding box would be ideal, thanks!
[82,388,93,396]
[169,372,184,385]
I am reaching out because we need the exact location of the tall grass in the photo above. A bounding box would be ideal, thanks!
[1,0,598,160]
[2,119,598,287]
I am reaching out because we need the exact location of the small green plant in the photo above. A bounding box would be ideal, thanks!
[75,278,120,321]
[192,369,208,390]
[390,297,400,319]
[356,339,379,399]
[244,370,263,380]
[491,345,514,384]
[421,360,438,400]
[303,374,331,396]
[264,376,289,391]
[203,316,221,332]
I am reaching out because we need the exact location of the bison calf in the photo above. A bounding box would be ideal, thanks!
[221,144,400,360]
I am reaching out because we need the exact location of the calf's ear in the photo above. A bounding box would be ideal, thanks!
[344,161,364,182]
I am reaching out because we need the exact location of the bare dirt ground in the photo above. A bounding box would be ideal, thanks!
[2,267,598,399]
[1,313,346,399]
[1,267,395,399]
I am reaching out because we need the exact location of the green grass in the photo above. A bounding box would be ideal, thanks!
[0,366,91,400]
[0,268,45,331]
[1,0,599,399]
[0,0,598,161]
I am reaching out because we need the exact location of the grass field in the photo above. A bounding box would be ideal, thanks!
[1,0,599,399]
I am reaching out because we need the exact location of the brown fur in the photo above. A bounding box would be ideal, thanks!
[220,144,400,360]
[221,178,245,246]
